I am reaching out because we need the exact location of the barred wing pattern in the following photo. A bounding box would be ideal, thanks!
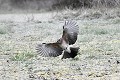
[36,20,79,58]
[63,20,79,45]
[36,43,63,57]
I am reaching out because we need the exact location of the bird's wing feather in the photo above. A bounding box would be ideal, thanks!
[36,43,63,57]
[63,20,79,33]
[62,20,79,44]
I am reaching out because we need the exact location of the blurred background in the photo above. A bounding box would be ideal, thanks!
[0,0,120,13]
[0,0,120,80]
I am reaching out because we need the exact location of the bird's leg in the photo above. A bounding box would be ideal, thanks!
[58,51,64,59]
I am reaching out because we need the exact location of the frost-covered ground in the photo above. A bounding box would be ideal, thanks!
[0,11,120,80]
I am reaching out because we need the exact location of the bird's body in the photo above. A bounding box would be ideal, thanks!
[36,20,79,59]
[62,47,79,59]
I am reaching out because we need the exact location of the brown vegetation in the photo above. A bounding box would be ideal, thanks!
[0,0,120,12]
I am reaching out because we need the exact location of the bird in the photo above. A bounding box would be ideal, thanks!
[36,20,79,59]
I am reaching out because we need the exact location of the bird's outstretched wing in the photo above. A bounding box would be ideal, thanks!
[62,20,79,45]
[36,43,63,57]
[62,47,79,59]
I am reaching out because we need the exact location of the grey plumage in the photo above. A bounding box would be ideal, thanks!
[36,43,63,57]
